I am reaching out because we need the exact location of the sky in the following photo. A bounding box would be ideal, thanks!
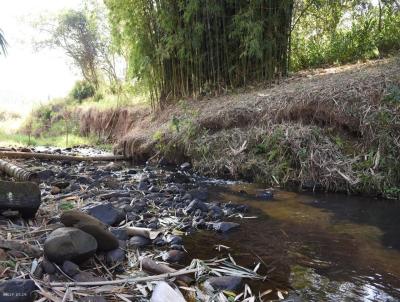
[0,0,83,115]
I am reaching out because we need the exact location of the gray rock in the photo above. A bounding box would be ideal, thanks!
[165,235,183,245]
[129,235,151,248]
[62,260,80,277]
[0,181,41,218]
[74,271,106,282]
[0,279,37,302]
[41,258,56,275]
[110,228,129,241]
[36,169,55,180]
[213,222,240,233]
[185,199,208,213]
[86,203,123,226]
[106,248,125,265]
[44,227,97,263]
[205,276,243,291]
[61,210,119,251]
[161,250,185,263]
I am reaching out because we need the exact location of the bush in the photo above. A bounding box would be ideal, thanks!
[70,81,95,102]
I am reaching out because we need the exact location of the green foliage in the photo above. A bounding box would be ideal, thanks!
[290,0,400,70]
[105,0,293,108]
[70,81,95,101]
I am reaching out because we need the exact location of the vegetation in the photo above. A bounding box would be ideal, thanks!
[70,80,96,102]
[105,0,293,108]
[290,0,400,70]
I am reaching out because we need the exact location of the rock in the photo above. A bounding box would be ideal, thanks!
[50,186,61,195]
[86,203,123,226]
[110,229,129,241]
[0,279,37,302]
[61,210,119,251]
[150,281,186,302]
[106,247,125,265]
[213,222,240,233]
[165,234,183,245]
[62,260,80,277]
[137,181,149,191]
[0,181,41,219]
[255,189,273,200]
[166,172,191,184]
[129,235,152,248]
[185,199,208,213]
[180,162,191,171]
[36,169,55,181]
[41,258,56,275]
[204,276,243,291]
[74,271,106,282]
[102,162,122,172]
[161,250,185,263]
[51,181,70,189]
[44,227,97,263]
[189,189,208,201]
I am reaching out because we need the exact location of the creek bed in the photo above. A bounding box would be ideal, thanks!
[184,182,400,301]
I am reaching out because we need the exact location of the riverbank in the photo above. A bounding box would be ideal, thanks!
[103,57,399,199]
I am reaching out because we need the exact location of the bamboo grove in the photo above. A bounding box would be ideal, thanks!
[105,0,293,108]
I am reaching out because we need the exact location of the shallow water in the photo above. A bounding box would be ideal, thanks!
[184,183,400,301]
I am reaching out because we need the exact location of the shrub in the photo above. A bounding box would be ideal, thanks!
[70,80,95,102]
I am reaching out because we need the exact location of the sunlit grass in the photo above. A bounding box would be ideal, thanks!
[0,130,112,150]
[78,93,148,111]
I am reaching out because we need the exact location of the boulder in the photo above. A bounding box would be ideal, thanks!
[44,227,97,263]
[0,181,41,218]
[61,210,119,251]
[86,203,123,226]
[0,279,37,302]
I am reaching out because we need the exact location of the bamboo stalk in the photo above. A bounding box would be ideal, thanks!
[49,268,198,287]
[0,151,127,162]
[0,159,38,181]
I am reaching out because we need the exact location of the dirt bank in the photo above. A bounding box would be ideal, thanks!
[78,57,400,198]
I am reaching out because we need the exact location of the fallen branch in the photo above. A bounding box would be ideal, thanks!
[0,238,42,258]
[0,159,38,182]
[49,268,198,287]
[0,151,127,162]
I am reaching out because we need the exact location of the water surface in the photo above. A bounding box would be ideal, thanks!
[185,183,400,301]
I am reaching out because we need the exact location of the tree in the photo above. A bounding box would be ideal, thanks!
[0,29,8,56]
[34,4,120,89]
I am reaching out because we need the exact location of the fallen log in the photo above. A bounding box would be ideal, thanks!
[0,181,41,218]
[0,159,38,182]
[0,151,127,162]
[0,238,42,258]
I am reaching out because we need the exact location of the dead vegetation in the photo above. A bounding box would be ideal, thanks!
[78,57,400,197]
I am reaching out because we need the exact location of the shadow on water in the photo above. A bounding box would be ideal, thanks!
[184,183,400,301]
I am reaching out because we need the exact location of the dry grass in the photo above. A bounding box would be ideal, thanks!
[80,57,400,196]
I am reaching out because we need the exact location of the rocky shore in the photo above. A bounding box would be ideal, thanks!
[0,147,268,302]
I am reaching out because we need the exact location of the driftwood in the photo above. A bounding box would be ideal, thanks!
[0,151,126,162]
[0,159,38,182]
[125,226,161,240]
[49,267,198,287]
[0,238,42,258]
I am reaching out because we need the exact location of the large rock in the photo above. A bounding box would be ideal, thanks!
[0,279,37,302]
[44,227,97,263]
[0,181,41,218]
[61,210,119,251]
[86,203,123,226]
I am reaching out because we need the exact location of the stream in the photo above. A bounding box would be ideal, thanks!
[185,182,400,301]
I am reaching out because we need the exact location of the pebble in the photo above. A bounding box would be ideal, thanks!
[161,250,185,263]
[213,222,240,233]
[204,276,243,291]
